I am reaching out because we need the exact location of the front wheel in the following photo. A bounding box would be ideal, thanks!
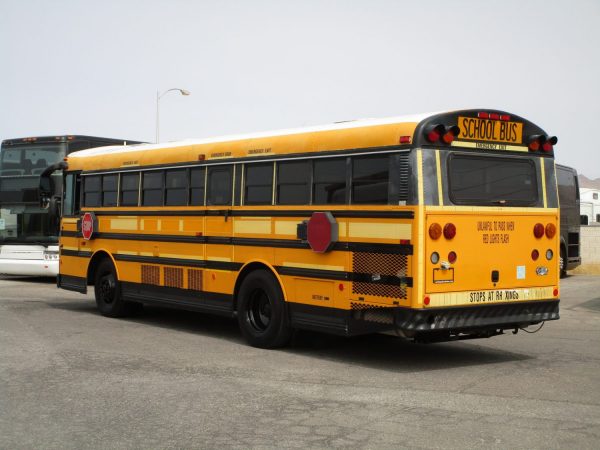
[94,258,140,317]
[237,270,292,348]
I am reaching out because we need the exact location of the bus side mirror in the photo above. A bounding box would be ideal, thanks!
[39,161,67,208]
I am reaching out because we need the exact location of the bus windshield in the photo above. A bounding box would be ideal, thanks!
[0,208,59,244]
[0,144,66,176]
[448,154,538,206]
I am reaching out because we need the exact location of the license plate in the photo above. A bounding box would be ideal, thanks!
[458,116,523,144]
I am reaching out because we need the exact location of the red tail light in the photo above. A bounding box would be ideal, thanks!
[531,249,539,261]
[443,223,456,239]
[478,112,489,119]
[533,223,545,238]
[429,223,442,240]
[425,124,446,143]
[441,125,460,144]
[528,137,540,152]
[448,251,457,263]
[545,223,556,238]
[542,136,558,152]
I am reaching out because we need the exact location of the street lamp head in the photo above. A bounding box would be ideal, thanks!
[180,89,191,96]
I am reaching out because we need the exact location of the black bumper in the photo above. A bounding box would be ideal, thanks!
[392,300,559,339]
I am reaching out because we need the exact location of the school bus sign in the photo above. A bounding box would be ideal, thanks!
[458,116,524,144]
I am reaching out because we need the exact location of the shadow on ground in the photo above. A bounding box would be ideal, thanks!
[49,298,532,373]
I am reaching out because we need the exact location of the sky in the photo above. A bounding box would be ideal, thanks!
[1,0,599,177]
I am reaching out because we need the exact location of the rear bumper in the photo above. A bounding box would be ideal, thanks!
[392,299,559,338]
[289,300,560,341]
[0,259,58,276]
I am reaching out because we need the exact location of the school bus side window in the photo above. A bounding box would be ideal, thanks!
[314,158,346,204]
[165,169,188,206]
[245,163,273,205]
[102,174,118,207]
[190,167,206,206]
[351,155,389,204]
[277,160,310,205]
[142,171,164,206]
[83,175,101,207]
[207,166,232,205]
[120,172,140,206]
[63,173,80,216]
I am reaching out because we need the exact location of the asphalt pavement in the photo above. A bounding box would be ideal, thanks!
[1,274,599,449]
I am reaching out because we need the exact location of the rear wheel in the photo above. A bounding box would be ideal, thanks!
[94,258,140,317]
[237,270,292,348]
[559,246,567,278]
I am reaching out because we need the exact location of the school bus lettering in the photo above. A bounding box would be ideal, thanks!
[478,220,515,244]
[459,116,523,144]
[470,290,519,303]
[58,108,560,348]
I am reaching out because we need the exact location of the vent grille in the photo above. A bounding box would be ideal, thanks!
[397,153,410,200]
[164,267,183,289]
[141,265,160,285]
[188,269,203,291]
[352,252,407,299]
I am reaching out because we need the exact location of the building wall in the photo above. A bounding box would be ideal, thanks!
[579,188,600,224]
[572,224,600,275]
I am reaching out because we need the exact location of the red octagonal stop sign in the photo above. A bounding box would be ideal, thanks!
[307,212,338,253]
[81,212,97,240]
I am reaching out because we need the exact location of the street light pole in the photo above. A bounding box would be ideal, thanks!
[155,88,191,143]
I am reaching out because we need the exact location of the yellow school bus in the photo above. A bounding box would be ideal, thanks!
[57,109,560,347]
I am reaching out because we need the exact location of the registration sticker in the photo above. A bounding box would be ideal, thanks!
[516,265,526,280]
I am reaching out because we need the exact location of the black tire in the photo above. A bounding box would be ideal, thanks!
[237,270,292,348]
[559,246,567,279]
[94,258,141,317]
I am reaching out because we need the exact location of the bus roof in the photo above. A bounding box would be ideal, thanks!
[1,135,142,146]
[65,109,552,172]
[65,112,437,171]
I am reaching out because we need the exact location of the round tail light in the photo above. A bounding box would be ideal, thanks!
[443,223,456,240]
[533,223,545,238]
[442,131,455,144]
[429,223,442,240]
[531,249,539,261]
[545,223,556,239]
[448,251,457,263]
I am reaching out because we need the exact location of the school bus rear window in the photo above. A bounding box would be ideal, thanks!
[448,154,537,206]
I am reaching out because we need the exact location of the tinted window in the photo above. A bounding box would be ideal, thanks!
[102,174,118,207]
[142,171,164,206]
[63,173,77,216]
[207,166,232,205]
[314,158,346,204]
[83,175,101,207]
[557,167,577,203]
[277,160,310,205]
[352,155,389,204]
[190,167,206,206]
[165,169,188,206]
[449,155,537,206]
[245,163,273,205]
[120,172,140,206]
